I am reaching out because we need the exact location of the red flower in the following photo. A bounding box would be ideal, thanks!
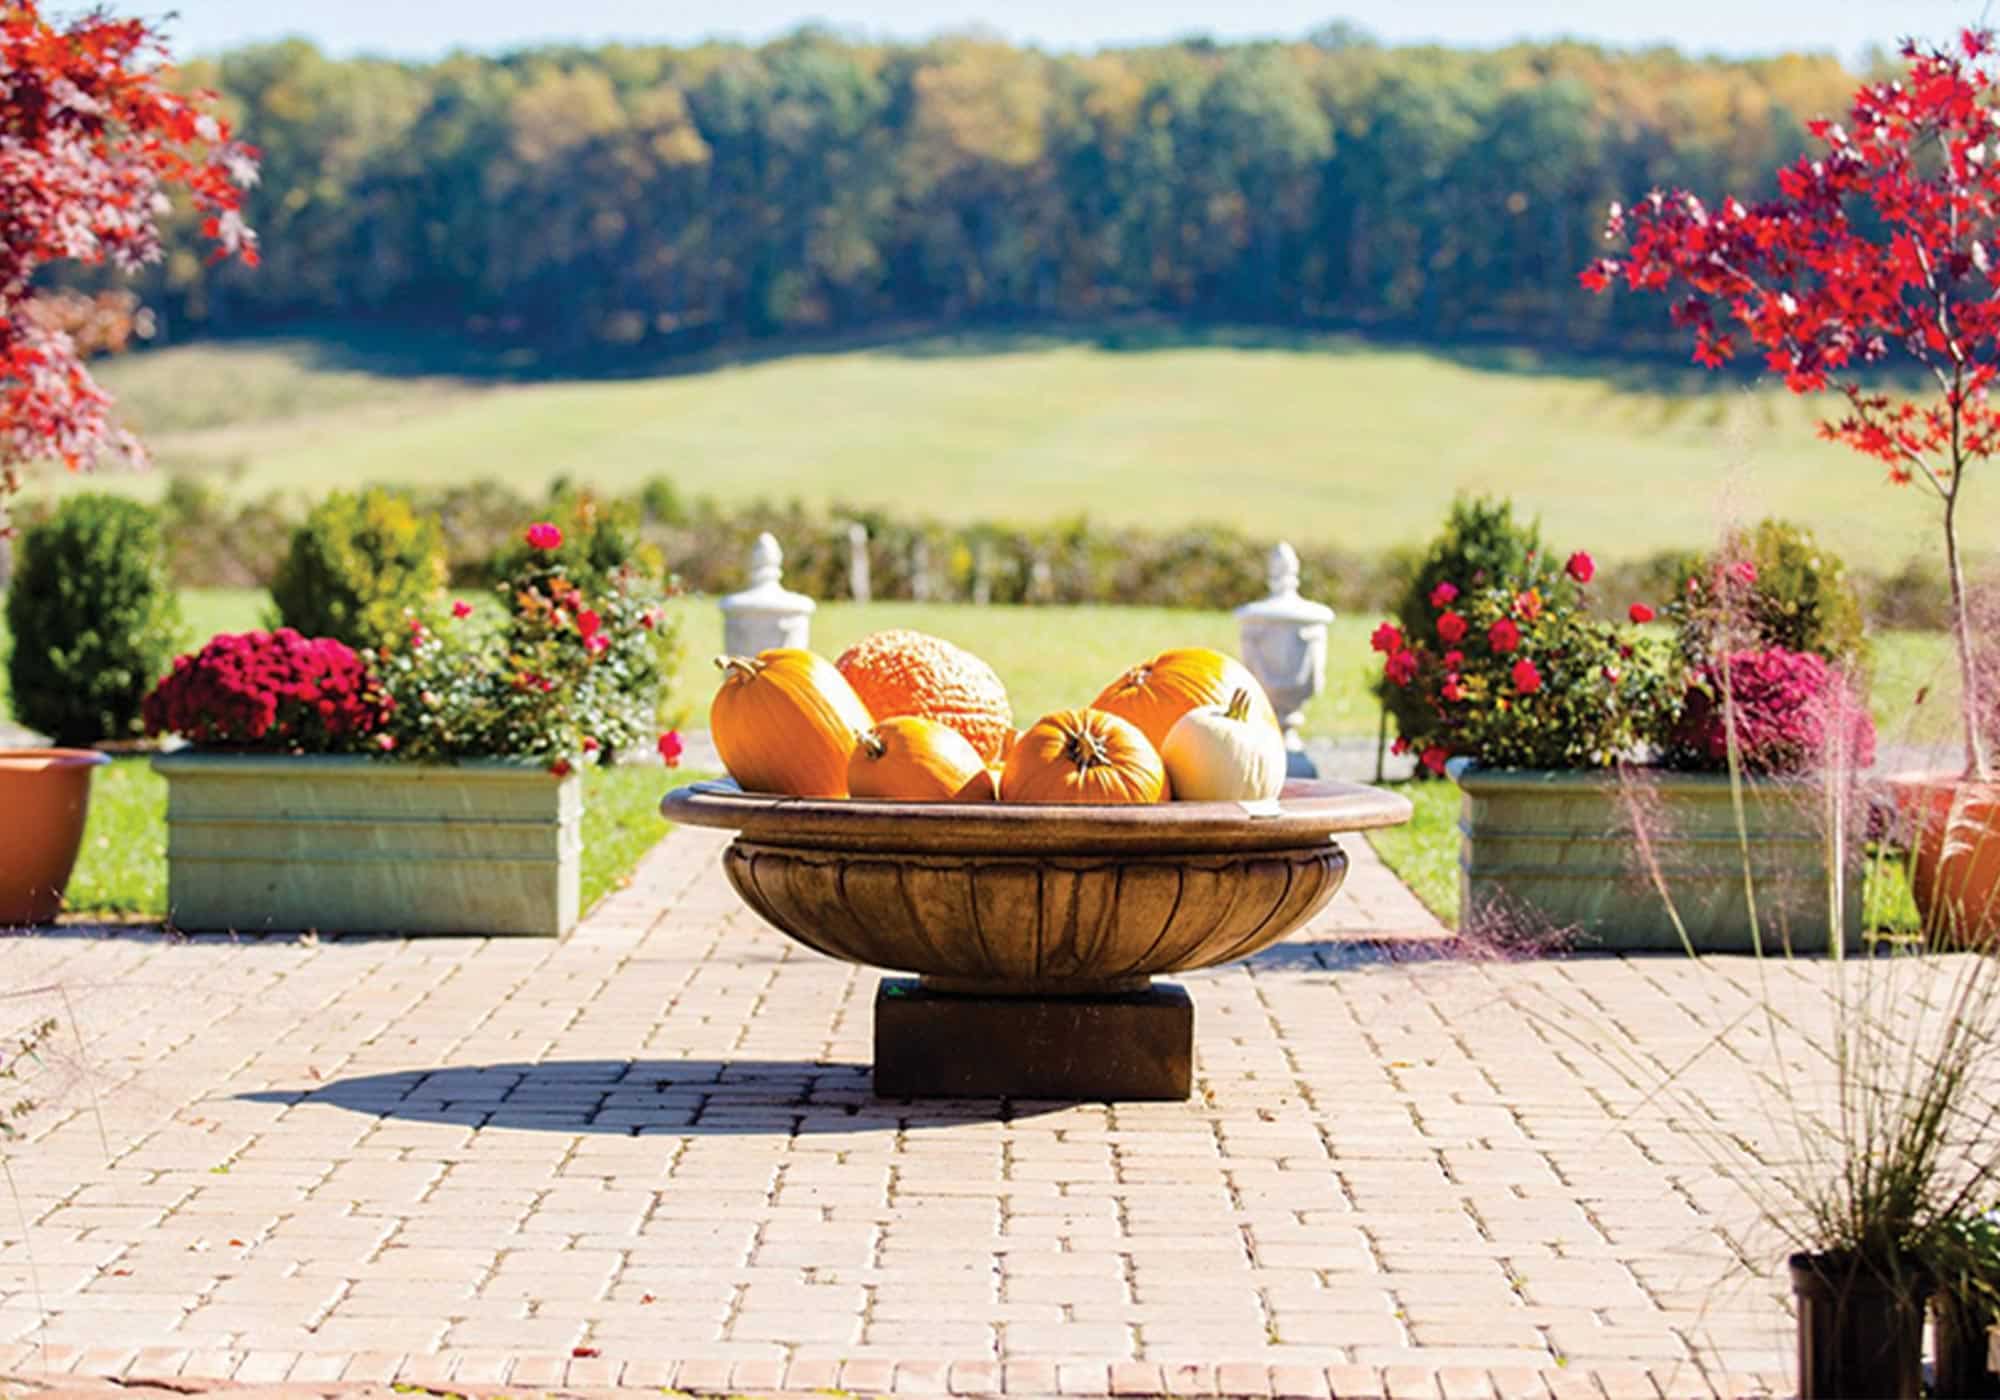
[1390,736,1411,756]
[525,522,564,551]
[1443,649,1465,669]
[1488,618,1522,653]
[639,610,658,630]
[576,609,602,639]
[374,733,397,752]
[659,730,684,767]
[1565,551,1596,584]
[1370,622,1405,655]
[1440,677,1464,703]
[1513,589,1543,622]
[1730,560,1759,588]
[1435,611,1467,644]
[1384,649,1421,686]
[581,736,600,753]
[583,633,610,656]
[451,600,472,619]
[1420,745,1449,776]
[1428,581,1459,608]
[1510,658,1543,695]
[550,758,573,778]
[1628,602,1656,624]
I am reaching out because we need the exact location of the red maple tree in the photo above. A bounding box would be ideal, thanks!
[1,0,257,503]
[1584,29,2000,777]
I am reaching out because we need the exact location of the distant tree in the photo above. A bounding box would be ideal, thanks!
[0,0,258,506]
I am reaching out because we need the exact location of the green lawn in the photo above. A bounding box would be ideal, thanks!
[16,327,1954,576]
[61,757,708,924]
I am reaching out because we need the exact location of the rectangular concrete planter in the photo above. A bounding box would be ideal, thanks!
[1453,762,1860,953]
[153,752,581,936]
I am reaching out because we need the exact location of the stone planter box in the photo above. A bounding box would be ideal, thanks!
[1453,762,1860,953]
[153,752,581,936]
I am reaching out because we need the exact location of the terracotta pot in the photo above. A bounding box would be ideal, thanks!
[1789,1252,1927,1399]
[1890,775,2000,946]
[0,748,109,926]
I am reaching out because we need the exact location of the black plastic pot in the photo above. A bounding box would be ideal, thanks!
[1789,1252,1927,1400]
[1935,1293,2000,1400]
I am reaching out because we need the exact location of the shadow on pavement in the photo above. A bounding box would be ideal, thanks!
[239,1058,1075,1133]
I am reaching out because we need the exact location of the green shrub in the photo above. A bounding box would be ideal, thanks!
[1379,495,1551,760]
[1671,518,1869,670]
[269,488,447,650]
[484,488,662,593]
[5,494,184,745]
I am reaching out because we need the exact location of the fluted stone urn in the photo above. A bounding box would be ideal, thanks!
[662,777,1409,1099]
[1237,542,1334,776]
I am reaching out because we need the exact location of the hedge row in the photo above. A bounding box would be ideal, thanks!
[11,476,1964,630]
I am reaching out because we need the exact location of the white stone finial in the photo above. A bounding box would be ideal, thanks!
[748,532,784,589]
[720,531,815,655]
[1267,541,1300,598]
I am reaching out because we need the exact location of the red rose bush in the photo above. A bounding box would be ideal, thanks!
[1375,560,1676,773]
[141,630,391,752]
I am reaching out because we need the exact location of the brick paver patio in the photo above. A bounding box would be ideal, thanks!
[0,824,1864,1397]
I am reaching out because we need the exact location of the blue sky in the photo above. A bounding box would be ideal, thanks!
[151,0,1985,63]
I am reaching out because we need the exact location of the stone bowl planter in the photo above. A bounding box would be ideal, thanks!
[661,776,1409,1099]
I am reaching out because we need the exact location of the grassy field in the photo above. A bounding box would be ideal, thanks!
[18,326,1951,575]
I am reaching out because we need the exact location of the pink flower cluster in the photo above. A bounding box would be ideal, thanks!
[1664,647,1877,775]
[142,630,392,751]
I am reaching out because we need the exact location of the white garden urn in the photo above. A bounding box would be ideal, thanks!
[1235,542,1333,776]
[720,532,814,655]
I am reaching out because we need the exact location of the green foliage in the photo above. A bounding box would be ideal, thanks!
[150,34,1860,351]
[375,552,676,766]
[1386,577,1679,770]
[4,494,184,745]
[483,488,662,593]
[1670,518,1869,670]
[268,488,447,650]
[1381,496,1551,759]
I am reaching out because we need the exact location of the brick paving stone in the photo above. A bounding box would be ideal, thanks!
[951,1360,1004,1393]
[1325,1365,1386,1400]
[1057,1361,1110,1395]
[1108,1361,1163,1395]
[1005,1361,1059,1394]
[0,827,1922,1397]
[1216,1362,1274,1397]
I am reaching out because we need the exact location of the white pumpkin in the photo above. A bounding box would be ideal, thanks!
[1160,689,1287,801]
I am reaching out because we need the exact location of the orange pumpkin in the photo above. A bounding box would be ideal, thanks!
[848,716,994,802]
[1091,647,1280,754]
[835,629,1014,763]
[1000,708,1167,805]
[710,650,872,797]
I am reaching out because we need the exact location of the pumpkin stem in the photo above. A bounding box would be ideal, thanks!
[857,729,887,760]
[1225,688,1252,722]
[1064,722,1112,771]
[715,654,764,683]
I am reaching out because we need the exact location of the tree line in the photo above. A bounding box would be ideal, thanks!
[135,26,1871,352]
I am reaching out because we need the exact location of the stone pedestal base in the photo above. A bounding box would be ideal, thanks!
[873,978,1193,1101]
